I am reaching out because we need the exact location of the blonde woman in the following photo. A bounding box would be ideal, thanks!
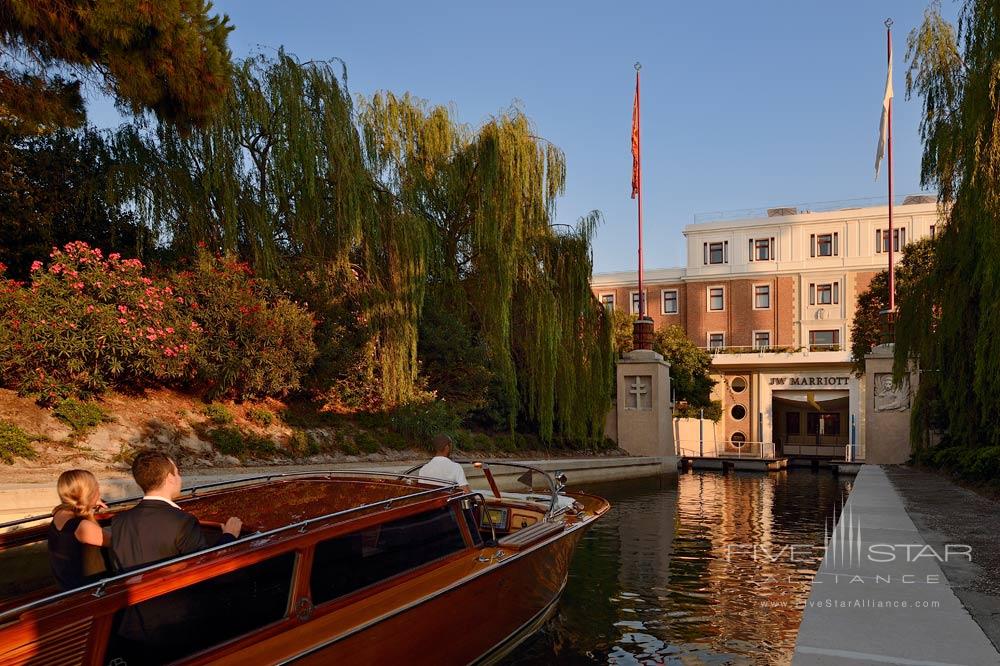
[48,469,111,590]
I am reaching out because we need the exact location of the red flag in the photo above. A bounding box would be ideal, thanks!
[631,71,641,199]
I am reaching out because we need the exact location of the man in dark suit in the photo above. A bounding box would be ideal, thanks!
[112,451,241,570]
[110,451,242,662]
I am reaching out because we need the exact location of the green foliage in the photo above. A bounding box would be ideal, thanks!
[913,443,1000,483]
[0,419,36,464]
[674,400,723,422]
[202,403,233,425]
[652,325,717,409]
[850,238,937,374]
[0,127,151,280]
[898,2,1000,450]
[173,250,317,400]
[1,0,233,134]
[246,407,274,427]
[208,426,278,460]
[612,310,636,356]
[386,400,462,444]
[0,242,198,403]
[53,398,108,432]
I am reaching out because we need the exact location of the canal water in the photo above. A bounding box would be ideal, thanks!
[504,470,852,665]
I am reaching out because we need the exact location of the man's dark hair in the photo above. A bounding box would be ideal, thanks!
[131,451,176,493]
[432,434,453,455]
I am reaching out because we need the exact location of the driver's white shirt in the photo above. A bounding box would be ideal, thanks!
[418,456,468,486]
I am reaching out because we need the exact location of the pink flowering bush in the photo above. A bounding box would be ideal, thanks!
[173,250,317,399]
[0,243,199,403]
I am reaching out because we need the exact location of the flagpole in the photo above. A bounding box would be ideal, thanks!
[635,62,644,320]
[886,18,895,312]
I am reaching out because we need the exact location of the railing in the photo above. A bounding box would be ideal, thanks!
[700,345,843,355]
[693,193,935,224]
[0,470,460,623]
[676,439,777,460]
[402,459,567,520]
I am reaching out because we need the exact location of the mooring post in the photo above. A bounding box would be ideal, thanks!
[699,407,704,458]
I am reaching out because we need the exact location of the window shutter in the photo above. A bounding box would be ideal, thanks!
[770,237,775,260]
[703,242,708,265]
[900,228,906,247]
[724,240,729,263]
[749,238,754,262]
[810,234,815,257]
[833,282,840,304]
[809,283,815,305]
[876,229,881,253]
[833,232,839,256]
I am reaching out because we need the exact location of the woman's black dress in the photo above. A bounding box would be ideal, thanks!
[47,515,86,590]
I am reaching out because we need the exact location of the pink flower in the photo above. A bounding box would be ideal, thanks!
[30,261,43,272]
[165,327,174,334]
[109,253,121,261]
[118,318,128,324]
[72,282,84,290]
[147,334,157,341]
[117,305,128,314]
[86,305,95,314]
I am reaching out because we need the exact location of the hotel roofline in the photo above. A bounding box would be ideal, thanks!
[592,198,941,288]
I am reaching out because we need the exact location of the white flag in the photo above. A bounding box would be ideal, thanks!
[875,43,893,180]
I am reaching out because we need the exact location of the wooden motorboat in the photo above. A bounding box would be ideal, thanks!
[0,462,609,665]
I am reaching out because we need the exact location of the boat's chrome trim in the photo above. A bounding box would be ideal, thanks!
[279,512,595,664]
[0,469,454,531]
[0,475,457,624]
[403,460,565,518]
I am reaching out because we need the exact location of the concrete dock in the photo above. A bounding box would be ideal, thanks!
[793,465,999,665]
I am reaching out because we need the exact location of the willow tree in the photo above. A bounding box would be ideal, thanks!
[898,1,1000,447]
[360,93,612,440]
[115,51,430,405]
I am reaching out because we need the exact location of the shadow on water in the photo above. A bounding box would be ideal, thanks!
[503,470,852,665]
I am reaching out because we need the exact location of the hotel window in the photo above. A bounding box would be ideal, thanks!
[630,291,646,315]
[875,228,906,253]
[749,237,774,262]
[930,224,936,239]
[807,412,842,436]
[809,282,839,306]
[600,293,615,312]
[661,289,678,314]
[704,241,728,265]
[708,286,725,311]
[708,332,725,349]
[753,284,770,309]
[810,232,838,257]
[753,331,771,349]
[809,329,840,351]
[786,411,800,435]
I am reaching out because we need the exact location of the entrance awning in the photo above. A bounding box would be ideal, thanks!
[773,391,849,407]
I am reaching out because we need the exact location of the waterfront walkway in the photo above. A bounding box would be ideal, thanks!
[793,465,1000,665]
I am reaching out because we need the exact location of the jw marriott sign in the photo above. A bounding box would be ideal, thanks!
[768,376,850,387]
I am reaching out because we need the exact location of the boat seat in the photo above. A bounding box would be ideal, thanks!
[496,520,563,551]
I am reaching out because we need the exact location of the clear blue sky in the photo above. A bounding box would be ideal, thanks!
[86,1,953,273]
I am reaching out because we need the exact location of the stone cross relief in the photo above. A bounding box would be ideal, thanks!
[625,375,652,411]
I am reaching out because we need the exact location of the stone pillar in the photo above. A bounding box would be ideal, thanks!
[616,349,676,465]
[864,344,916,464]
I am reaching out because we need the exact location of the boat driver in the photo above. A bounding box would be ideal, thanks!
[418,434,471,492]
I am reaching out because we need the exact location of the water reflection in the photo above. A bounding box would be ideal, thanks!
[505,470,851,665]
